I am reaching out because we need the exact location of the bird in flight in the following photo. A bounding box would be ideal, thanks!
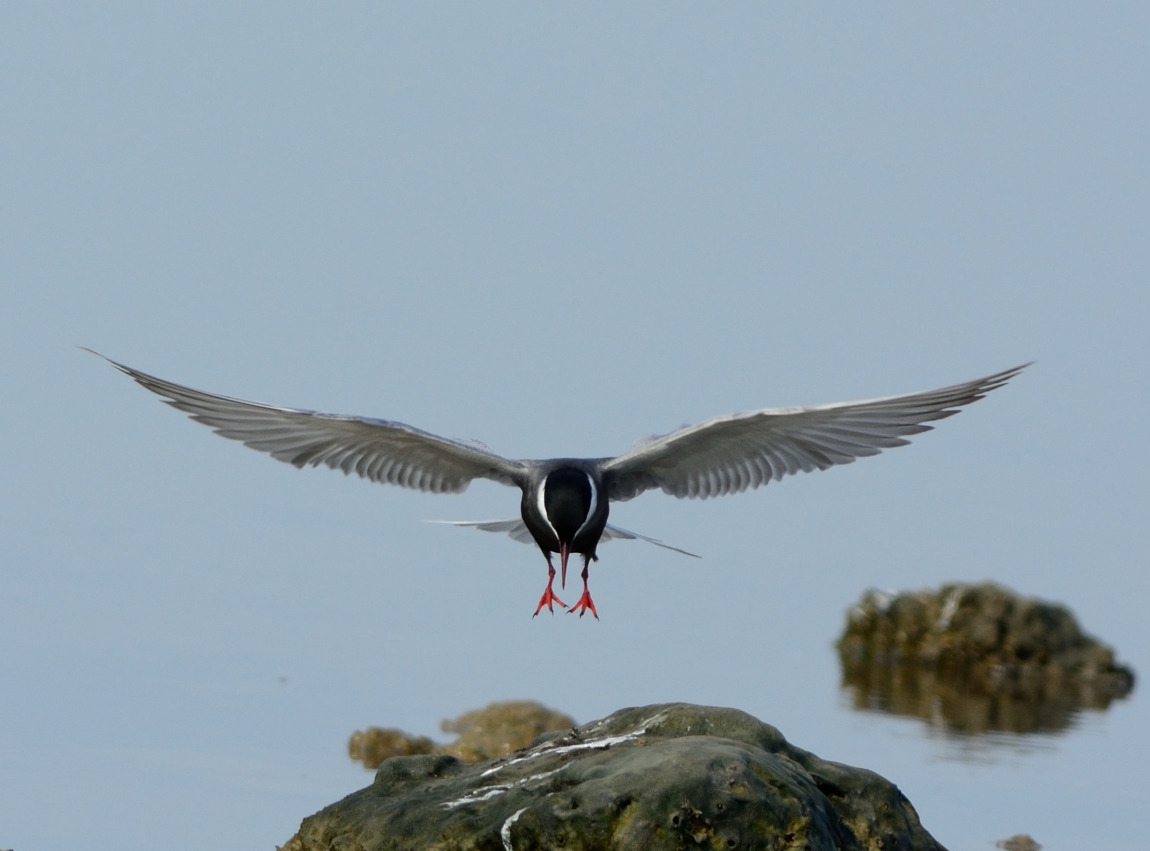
[87,350,1027,619]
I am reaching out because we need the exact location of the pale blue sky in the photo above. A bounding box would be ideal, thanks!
[2,5,1148,850]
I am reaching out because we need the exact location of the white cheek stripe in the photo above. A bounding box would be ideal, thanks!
[573,472,598,540]
[537,480,558,542]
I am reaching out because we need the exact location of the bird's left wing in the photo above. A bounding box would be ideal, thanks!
[602,364,1028,501]
[88,351,527,493]
[430,519,537,544]
[436,519,699,557]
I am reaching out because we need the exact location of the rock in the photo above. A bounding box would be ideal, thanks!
[996,835,1041,851]
[348,728,437,767]
[838,582,1135,734]
[283,703,945,851]
[438,701,577,764]
[349,701,576,769]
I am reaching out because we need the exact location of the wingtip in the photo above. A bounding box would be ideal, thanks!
[78,347,130,374]
[982,362,1033,392]
[998,361,1034,380]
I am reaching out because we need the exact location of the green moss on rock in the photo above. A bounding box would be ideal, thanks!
[285,703,944,851]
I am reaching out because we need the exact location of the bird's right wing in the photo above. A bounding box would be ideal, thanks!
[602,364,1028,501]
[598,523,700,557]
[88,351,527,493]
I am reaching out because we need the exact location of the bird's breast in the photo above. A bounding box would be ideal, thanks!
[522,466,608,553]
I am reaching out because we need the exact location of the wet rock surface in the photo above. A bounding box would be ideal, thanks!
[349,701,576,768]
[838,582,1135,734]
[284,703,945,851]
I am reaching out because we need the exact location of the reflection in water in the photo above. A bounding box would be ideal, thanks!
[838,583,1135,736]
[841,657,1098,735]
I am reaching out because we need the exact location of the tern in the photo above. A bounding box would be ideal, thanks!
[88,351,1027,619]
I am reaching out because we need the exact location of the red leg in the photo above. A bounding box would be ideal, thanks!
[533,553,567,616]
[567,557,599,620]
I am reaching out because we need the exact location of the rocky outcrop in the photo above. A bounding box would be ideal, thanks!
[349,701,577,769]
[348,727,438,768]
[838,582,1135,734]
[996,836,1041,851]
[284,703,945,851]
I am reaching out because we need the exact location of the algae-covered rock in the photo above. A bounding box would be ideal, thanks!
[348,728,437,767]
[996,835,1041,851]
[838,583,1135,734]
[285,703,945,851]
[438,700,577,764]
[349,701,576,769]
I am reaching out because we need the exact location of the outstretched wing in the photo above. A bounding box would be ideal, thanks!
[436,519,699,557]
[89,350,527,493]
[603,364,1028,501]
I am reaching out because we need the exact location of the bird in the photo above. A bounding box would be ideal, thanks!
[86,349,1027,619]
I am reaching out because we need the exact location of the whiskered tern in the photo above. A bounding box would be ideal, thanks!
[88,350,1027,619]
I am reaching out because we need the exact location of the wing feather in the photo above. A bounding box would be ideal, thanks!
[430,519,539,544]
[89,351,526,493]
[435,519,699,557]
[604,364,1028,501]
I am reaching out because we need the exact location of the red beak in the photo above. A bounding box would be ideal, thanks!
[560,542,569,589]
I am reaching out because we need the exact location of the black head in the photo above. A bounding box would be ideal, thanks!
[543,468,595,544]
